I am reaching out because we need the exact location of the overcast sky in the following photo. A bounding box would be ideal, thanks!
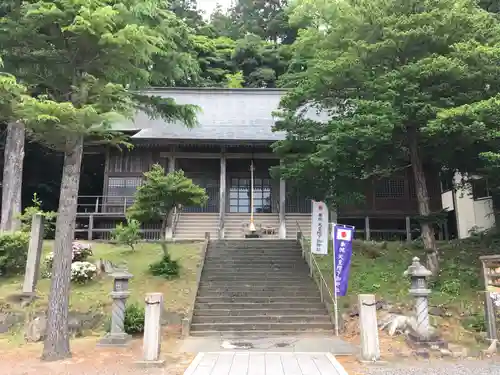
[198,0,232,16]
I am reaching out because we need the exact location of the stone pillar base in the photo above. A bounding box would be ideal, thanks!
[97,332,131,347]
[135,359,165,368]
[405,332,446,349]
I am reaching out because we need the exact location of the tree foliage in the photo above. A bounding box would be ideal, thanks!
[274,0,500,274]
[128,165,208,238]
[0,0,199,360]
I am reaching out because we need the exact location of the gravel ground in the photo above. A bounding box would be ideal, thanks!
[360,360,500,375]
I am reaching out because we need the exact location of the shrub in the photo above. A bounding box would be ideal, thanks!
[111,219,141,250]
[72,242,93,261]
[70,261,98,283]
[124,303,145,334]
[43,241,93,278]
[462,313,486,333]
[18,193,56,238]
[149,252,179,279]
[0,231,29,276]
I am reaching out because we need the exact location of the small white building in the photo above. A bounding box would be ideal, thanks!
[441,173,495,239]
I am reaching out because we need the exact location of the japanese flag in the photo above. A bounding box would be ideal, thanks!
[336,228,352,242]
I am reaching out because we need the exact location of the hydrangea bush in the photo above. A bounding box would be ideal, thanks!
[70,261,98,283]
[72,242,93,261]
[43,241,94,280]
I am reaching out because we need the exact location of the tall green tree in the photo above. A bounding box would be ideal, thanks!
[192,35,237,86]
[232,34,290,87]
[229,0,297,43]
[274,0,500,274]
[0,59,27,233]
[169,0,204,30]
[1,0,198,360]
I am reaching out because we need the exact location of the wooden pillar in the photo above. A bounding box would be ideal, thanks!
[365,216,370,241]
[168,155,176,174]
[279,178,286,239]
[219,154,226,239]
[88,215,94,241]
[405,216,411,242]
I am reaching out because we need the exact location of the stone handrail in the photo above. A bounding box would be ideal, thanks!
[171,206,181,238]
[182,233,211,337]
[296,221,338,332]
[218,211,225,239]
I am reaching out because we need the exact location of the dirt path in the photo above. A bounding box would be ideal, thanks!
[0,337,195,375]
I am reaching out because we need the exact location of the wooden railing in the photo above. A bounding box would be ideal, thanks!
[77,195,135,214]
[74,218,162,241]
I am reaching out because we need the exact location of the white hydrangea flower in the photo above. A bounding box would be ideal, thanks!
[70,261,98,283]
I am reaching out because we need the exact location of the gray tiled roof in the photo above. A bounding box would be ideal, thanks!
[120,88,289,142]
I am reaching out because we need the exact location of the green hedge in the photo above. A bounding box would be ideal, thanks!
[0,231,29,277]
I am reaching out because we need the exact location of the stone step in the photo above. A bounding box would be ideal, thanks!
[202,264,308,270]
[205,259,304,264]
[190,322,333,332]
[203,263,307,267]
[201,275,312,281]
[196,296,321,303]
[189,329,333,337]
[212,244,299,247]
[191,315,331,324]
[211,241,298,246]
[198,281,316,288]
[197,286,319,293]
[207,254,304,262]
[193,308,328,316]
[197,290,320,298]
[194,302,327,310]
[207,252,302,257]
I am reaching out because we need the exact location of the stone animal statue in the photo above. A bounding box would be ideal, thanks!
[378,313,436,337]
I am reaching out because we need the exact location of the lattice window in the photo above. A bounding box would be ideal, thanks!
[375,178,405,198]
[107,177,142,199]
[108,152,149,173]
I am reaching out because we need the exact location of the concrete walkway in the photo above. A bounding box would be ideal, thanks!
[184,352,348,375]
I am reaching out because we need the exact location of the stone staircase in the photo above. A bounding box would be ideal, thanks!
[190,239,334,337]
[224,213,280,239]
[286,214,312,240]
[174,212,218,240]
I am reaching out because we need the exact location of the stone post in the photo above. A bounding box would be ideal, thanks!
[98,269,133,347]
[365,217,370,241]
[358,294,381,362]
[484,291,498,342]
[136,293,165,367]
[404,257,432,340]
[405,216,412,242]
[22,213,44,295]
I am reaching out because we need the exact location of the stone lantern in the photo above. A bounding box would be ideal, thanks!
[98,269,133,347]
[404,257,433,340]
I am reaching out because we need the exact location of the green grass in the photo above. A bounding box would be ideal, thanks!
[315,234,499,314]
[0,241,204,315]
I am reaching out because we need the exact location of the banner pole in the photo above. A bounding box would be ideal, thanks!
[332,222,339,336]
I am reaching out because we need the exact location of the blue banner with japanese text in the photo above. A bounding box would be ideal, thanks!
[333,224,355,297]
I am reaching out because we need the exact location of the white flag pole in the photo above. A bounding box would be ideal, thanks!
[332,222,339,337]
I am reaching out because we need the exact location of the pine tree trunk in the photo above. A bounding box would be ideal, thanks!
[42,136,84,361]
[408,129,439,275]
[1,121,25,233]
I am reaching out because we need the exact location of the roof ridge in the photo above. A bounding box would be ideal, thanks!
[142,87,288,93]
